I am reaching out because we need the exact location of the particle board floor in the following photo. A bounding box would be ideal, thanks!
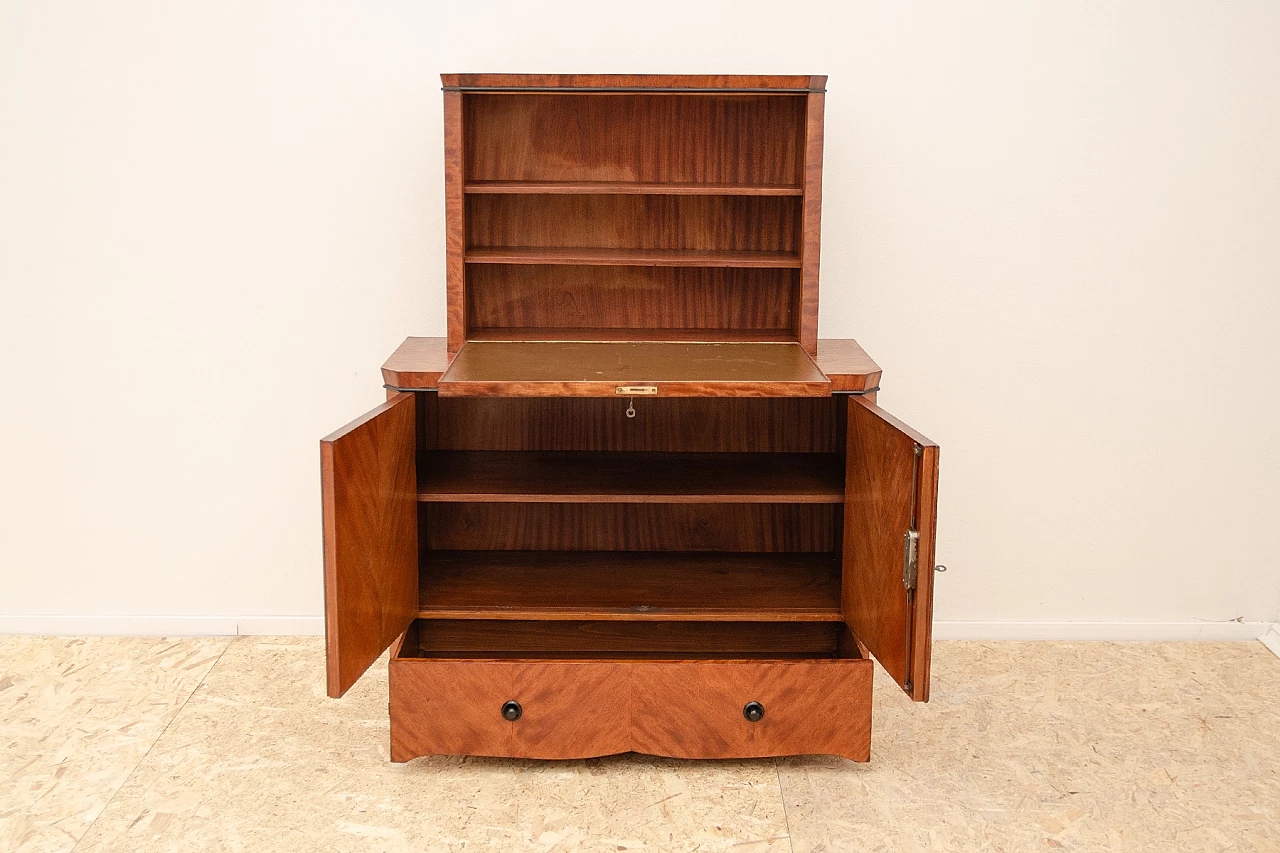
[2,637,1277,852]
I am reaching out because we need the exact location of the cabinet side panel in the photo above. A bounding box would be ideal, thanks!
[445,91,466,353]
[798,92,824,356]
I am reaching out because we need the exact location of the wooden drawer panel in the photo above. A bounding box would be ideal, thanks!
[389,659,629,761]
[390,654,871,762]
[389,660,513,760]
[631,660,872,761]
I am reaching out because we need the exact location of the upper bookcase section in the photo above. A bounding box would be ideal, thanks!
[442,74,827,360]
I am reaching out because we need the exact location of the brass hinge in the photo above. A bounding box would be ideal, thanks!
[902,529,920,590]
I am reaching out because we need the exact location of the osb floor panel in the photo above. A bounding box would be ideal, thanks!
[1,638,1276,852]
[0,637,229,853]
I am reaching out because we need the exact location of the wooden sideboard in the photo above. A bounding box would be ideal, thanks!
[321,74,939,762]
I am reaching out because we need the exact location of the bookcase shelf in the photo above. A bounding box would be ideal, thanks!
[464,247,802,268]
[465,327,797,343]
[465,181,804,196]
[417,551,843,622]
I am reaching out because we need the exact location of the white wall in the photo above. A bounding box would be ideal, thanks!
[2,1,1277,636]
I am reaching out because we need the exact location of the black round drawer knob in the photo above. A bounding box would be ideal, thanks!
[501,700,522,721]
[743,701,765,722]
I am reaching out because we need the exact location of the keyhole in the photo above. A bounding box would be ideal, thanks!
[625,398,636,419]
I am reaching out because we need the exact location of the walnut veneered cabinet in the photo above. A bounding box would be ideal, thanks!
[320,74,940,762]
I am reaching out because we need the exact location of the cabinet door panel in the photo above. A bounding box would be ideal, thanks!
[321,392,418,697]
[843,397,939,701]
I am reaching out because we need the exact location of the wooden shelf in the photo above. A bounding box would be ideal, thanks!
[417,551,843,622]
[400,619,842,659]
[419,451,844,503]
[465,247,802,268]
[465,181,804,196]
[466,328,797,343]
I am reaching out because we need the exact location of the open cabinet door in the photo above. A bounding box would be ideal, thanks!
[843,397,940,701]
[321,392,418,698]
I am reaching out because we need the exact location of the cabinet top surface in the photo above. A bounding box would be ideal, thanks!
[382,337,881,395]
[442,74,827,92]
[435,341,829,397]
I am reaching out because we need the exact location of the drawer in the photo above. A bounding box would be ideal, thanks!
[390,656,630,760]
[389,620,871,762]
[631,659,872,761]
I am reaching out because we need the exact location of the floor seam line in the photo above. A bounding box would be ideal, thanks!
[775,757,796,853]
[69,637,233,853]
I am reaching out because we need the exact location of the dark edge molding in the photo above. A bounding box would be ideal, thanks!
[383,386,876,395]
[442,86,824,94]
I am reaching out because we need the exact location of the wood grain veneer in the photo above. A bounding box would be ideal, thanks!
[442,74,826,91]
[402,619,840,656]
[417,551,842,622]
[391,658,869,762]
[814,338,882,392]
[421,503,838,552]
[379,337,878,390]
[798,92,825,355]
[381,337,451,389]
[463,93,806,185]
[843,396,940,701]
[444,91,467,353]
[389,617,866,762]
[429,396,844,452]
[466,327,798,343]
[389,607,866,762]
[466,195,799,253]
[436,341,829,397]
[464,247,801,268]
[417,451,844,503]
[321,393,417,697]
[465,181,803,196]
[631,659,871,761]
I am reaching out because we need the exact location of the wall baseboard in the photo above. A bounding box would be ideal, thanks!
[0,616,1273,643]
[933,620,1276,641]
[0,615,325,636]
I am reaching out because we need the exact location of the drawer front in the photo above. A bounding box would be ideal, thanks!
[390,660,629,760]
[631,659,873,761]
[391,657,871,762]
[389,661,514,761]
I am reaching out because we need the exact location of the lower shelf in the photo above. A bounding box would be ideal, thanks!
[418,551,843,622]
[390,619,872,762]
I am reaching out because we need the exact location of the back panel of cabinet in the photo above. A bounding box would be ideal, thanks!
[454,92,814,347]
